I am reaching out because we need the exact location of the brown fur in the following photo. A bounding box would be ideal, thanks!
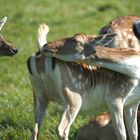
[35,55,45,74]
[100,16,140,51]
[0,35,18,56]
[46,33,96,52]
[76,110,140,140]
[100,16,140,34]
[28,53,138,140]
[110,16,139,31]
[95,46,140,62]
[45,33,97,57]
[29,22,140,140]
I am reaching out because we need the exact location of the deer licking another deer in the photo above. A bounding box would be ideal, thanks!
[76,15,140,140]
[77,16,140,140]
[28,18,140,140]
[0,17,18,56]
[43,16,140,140]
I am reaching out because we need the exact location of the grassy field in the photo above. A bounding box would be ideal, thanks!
[0,0,140,139]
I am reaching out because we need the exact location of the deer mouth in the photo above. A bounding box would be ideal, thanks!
[4,47,18,56]
[0,47,18,56]
[9,47,18,56]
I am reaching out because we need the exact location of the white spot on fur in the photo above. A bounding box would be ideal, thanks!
[99,119,110,127]
[122,32,127,37]
[88,65,93,70]
[128,34,132,39]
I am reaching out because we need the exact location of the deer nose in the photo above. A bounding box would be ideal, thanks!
[12,47,18,54]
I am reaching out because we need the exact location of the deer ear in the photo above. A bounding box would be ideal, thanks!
[0,17,7,31]
[94,33,117,46]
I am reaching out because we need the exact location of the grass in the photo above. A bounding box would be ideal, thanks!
[0,0,140,139]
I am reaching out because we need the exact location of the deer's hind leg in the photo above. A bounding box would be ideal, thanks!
[124,101,139,140]
[31,88,49,140]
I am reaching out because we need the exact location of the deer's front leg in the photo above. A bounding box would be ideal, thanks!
[124,102,139,140]
[58,87,82,140]
[107,98,126,140]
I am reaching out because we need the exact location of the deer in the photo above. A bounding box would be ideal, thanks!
[0,16,18,56]
[27,24,140,140]
[99,16,140,50]
[76,112,117,140]
[41,16,140,140]
[76,16,140,140]
[76,109,140,140]
[77,16,140,140]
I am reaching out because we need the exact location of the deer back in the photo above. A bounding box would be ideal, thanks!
[100,16,140,51]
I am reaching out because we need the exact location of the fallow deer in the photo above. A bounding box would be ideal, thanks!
[76,112,116,140]
[76,109,140,140]
[43,39,140,140]
[27,24,140,140]
[76,105,140,140]
[76,16,140,140]
[0,16,18,56]
[42,16,140,140]
[99,16,140,50]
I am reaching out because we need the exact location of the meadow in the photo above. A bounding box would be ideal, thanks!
[0,0,140,139]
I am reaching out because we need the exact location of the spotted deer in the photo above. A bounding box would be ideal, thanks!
[75,16,140,140]
[0,17,18,56]
[42,16,140,140]
[99,16,140,50]
[27,24,140,140]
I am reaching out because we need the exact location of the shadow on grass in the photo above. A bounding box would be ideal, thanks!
[0,117,32,131]
[97,4,118,12]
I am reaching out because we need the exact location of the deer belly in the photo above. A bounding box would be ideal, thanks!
[81,88,108,114]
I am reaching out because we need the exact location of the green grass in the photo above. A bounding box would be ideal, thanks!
[0,0,140,139]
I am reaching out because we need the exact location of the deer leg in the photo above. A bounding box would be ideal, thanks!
[58,105,69,139]
[124,102,139,140]
[107,98,126,140]
[31,91,48,140]
[58,87,82,140]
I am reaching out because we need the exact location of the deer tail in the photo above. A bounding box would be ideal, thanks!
[37,24,49,51]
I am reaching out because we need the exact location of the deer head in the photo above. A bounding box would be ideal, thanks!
[37,24,116,61]
[44,33,116,61]
[0,17,18,56]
